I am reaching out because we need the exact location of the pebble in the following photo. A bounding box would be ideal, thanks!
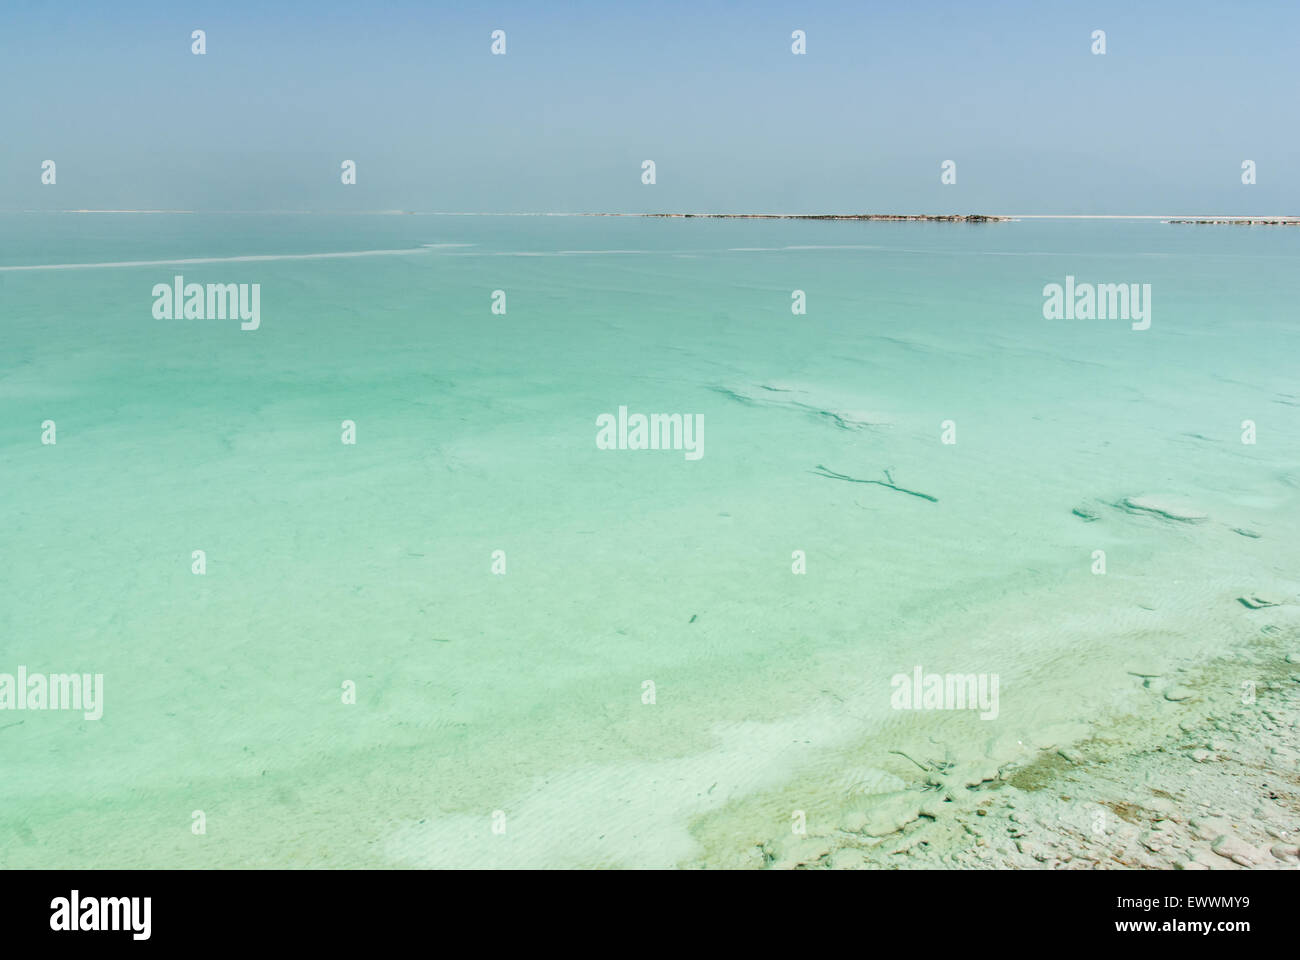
[1190,817,1234,841]
[962,764,1000,788]
[1140,830,1171,852]
[830,847,866,869]
[1211,835,1264,867]
[1188,845,1226,870]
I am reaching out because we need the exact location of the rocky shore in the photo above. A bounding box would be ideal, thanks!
[745,620,1300,871]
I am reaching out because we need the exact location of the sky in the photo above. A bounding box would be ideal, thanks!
[2,0,1297,214]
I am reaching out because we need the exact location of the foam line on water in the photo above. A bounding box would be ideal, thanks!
[0,247,444,272]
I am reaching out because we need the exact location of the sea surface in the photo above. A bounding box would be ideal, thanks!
[2,213,1298,867]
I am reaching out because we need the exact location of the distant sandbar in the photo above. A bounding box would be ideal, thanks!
[593,212,1010,222]
[1165,217,1300,225]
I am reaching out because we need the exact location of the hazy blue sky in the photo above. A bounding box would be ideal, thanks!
[2,0,1297,214]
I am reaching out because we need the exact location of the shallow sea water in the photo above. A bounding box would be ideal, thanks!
[1,214,1297,866]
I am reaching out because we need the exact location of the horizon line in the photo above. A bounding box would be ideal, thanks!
[2,210,1298,221]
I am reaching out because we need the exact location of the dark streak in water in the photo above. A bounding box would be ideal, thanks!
[811,465,939,502]
[710,385,885,431]
[709,386,758,406]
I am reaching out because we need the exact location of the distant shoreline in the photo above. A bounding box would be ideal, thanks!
[4,210,1298,223]
[1165,217,1300,225]
[594,212,1012,222]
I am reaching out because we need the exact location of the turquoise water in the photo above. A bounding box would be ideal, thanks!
[2,214,1298,867]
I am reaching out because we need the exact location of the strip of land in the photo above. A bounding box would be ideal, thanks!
[8,210,1297,222]
[1166,217,1300,225]
[591,212,1011,222]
